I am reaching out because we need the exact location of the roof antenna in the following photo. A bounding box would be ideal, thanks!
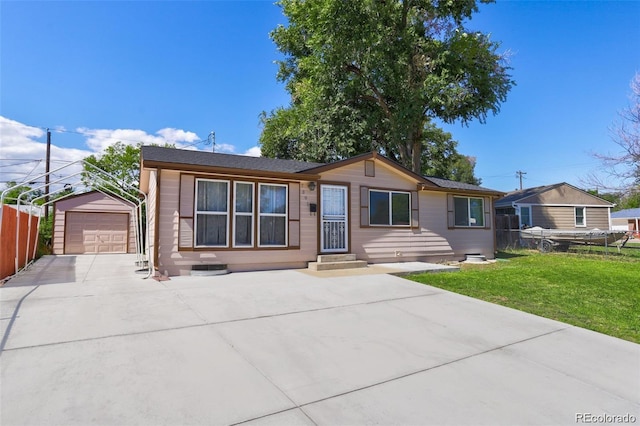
[208,131,216,153]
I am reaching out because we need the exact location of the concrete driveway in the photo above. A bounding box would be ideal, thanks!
[1,255,638,425]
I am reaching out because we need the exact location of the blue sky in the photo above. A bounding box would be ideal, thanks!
[1,0,639,193]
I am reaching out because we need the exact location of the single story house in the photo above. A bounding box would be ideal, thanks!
[495,183,614,230]
[53,191,138,254]
[139,146,504,275]
[611,208,640,236]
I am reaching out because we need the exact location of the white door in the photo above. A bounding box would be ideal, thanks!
[320,185,348,253]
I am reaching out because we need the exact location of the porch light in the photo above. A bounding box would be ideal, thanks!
[308,182,316,191]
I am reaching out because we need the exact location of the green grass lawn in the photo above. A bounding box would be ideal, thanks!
[407,251,640,343]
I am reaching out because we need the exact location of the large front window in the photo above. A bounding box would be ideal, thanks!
[369,190,410,226]
[259,183,288,246]
[195,179,229,247]
[454,196,484,227]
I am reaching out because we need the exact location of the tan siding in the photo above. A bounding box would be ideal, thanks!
[155,171,318,275]
[584,207,610,229]
[52,206,65,254]
[532,206,610,229]
[146,170,157,267]
[53,191,137,254]
[320,160,495,263]
[179,218,193,248]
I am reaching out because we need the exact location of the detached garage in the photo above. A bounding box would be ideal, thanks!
[53,191,137,254]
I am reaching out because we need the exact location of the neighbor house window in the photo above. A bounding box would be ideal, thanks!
[195,179,229,247]
[520,206,532,228]
[575,207,586,227]
[454,196,484,227]
[369,190,410,226]
[259,183,287,246]
[233,182,254,247]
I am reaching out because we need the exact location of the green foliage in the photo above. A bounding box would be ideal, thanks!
[83,141,141,188]
[2,181,43,204]
[260,0,514,179]
[586,189,640,210]
[407,251,640,343]
[37,215,53,256]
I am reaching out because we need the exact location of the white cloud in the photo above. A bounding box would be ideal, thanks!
[1,116,258,191]
[244,146,261,157]
[1,116,91,187]
[215,143,237,154]
[76,126,202,152]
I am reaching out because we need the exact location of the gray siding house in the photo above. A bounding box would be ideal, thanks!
[495,183,614,230]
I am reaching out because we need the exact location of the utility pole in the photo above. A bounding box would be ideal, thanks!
[208,131,216,153]
[516,170,527,190]
[44,129,51,219]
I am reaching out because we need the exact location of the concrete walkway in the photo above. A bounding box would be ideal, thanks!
[1,255,638,425]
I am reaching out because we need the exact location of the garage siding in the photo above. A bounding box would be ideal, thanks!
[53,192,137,254]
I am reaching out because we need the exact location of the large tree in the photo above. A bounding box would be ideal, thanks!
[260,0,513,180]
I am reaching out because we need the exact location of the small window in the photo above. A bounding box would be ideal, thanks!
[575,207,586,227]
[258,183,288,246]
[195,179,229,247]
[369,190,410,226]
[454,196,484,227]
[520,206,531,228]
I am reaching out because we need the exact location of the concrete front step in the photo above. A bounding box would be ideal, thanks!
[316,253,356,263]
[308,260,368,271]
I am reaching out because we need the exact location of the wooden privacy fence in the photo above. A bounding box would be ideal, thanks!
[495,214,523,250]
[1,205,39,280]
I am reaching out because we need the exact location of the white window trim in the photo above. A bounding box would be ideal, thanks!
[258,183,288,248]
[232,181,255,248]
[575,206,587,227]
[454,196,485,228]
[194,178,230,248]
[369,189,411,227]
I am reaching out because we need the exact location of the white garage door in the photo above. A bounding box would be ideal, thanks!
[64,212,128,254]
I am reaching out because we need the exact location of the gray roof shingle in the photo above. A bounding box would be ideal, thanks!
[141,146,324,174]
[424,176,502,194]
[494,183,561,207]
[141,146,501,195]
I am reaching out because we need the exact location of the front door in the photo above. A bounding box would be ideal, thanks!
[320,185,348,253]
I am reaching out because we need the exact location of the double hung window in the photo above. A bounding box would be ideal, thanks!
[195,179,229,247]
[454,196,484,227]
[233,182,254,247]
[575,207,586,227]
[258,183,288,246]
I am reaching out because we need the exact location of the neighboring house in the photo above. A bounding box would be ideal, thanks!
[495,183,614,230]
[611,208,640,236]
[139,146,504,275]
[53,191,138,254]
